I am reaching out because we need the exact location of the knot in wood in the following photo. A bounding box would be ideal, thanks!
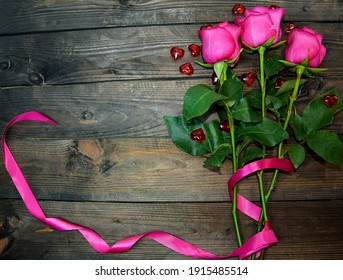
[82,110,95,120]
[0,60,11,71]
[302,6,310,12]
[77,139,104,163]
[28,72,44,85]
[120,0,135,6]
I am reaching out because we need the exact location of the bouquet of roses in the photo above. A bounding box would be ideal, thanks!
[164,4,342,259]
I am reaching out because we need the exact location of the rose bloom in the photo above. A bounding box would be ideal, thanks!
[198,22,242,64]
[234,6,284,48]
[285,26,326,68]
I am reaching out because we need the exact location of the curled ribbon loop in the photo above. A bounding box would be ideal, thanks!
[228,158,295,221]
[2,112,294,259]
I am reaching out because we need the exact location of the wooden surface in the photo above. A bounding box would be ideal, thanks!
[0,0,342,260]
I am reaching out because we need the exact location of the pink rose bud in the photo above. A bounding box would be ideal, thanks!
[234,6,284,48]
[198,22,242,64]
[285,27,326,68]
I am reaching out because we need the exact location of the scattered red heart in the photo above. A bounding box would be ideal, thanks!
[232,3,246,15]
[219,119,230,133]
[170,46,185,60]
[240,72,256,86]
[190,128,206,142]
[285,22,297,35]
[323,94,338,108]
[274,78,285,90]
[188,44,202,57]
[179,62,194,76]
[211,71,219,85]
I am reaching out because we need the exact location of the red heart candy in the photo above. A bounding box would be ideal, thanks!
[323,94,338,108]
[274,78,285,90]
[240,72,256,86]
[232,3,246,15]
[200,24,213,30]
[188,44,202,57]
[190,128,206,142]
[211,71,219,86]
[285,22,297,35]
[170,46,185,60]
[179,62,194,76]
[219,119,230,133]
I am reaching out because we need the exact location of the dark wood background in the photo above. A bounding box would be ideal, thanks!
[0,0,342,259]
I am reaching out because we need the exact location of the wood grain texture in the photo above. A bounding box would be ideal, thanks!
[0,0,342,260]
[0,0,342,35]
[0,138,342,202]
[0,22,342,87]
[0,78,342,139]
[1,200,342,259]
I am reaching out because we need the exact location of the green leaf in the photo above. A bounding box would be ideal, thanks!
[218,77,243,106]
[279,59,298,68]
[204,120,231,152]
[164,116,210,155]
[302,89,343,135]
[204,144,232,168]
[265,55,285,79]
[225,68,236,80]
[265,76,280,96]
[195,61,213,69]
[238,146,264,167]
[232,97,262,122]
[289,113,306,141]
[237,118,289,146]
[183,84,227,120]
[301,56,310,68]
[214,62,228,84]
[307,67,328,74]
[288,144,305,169]
[262,36,276,48]
[269,40,286,49]
[245,90,262,109]
[306,130,343,165]
[227,48,243,65]
[269,95,284,110]
[276,79,307,95]
[164,116,231,157]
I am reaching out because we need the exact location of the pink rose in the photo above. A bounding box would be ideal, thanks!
[234,6,284,48]
[285,27,326,68]
[198,22,242,64]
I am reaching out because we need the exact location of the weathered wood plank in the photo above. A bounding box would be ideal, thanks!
[1,200,342,259]
[1,138,342,202]
[1,78,342,139]
[0,0,342,262]
[0,0,342,36]
[0,22,342,87]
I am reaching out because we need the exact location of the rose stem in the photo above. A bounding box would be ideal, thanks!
[257,46,268,224]
[265,65,305,209]
[253,65,305,259]
[259,46,267,118]
[226,104,243,247]
[249,46,269,260]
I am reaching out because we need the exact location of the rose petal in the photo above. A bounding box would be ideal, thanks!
[220,22,243,60]
[302,26,316,35]
[285,27,324,67]
[235,13,277,47]
[250,6,269,13]
[267,7,285,43]
[199,21,242,64]
[199,25,236,64]
[309,44,326,68]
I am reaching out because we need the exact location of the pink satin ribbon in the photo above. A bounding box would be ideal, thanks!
[2,112,294,259]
